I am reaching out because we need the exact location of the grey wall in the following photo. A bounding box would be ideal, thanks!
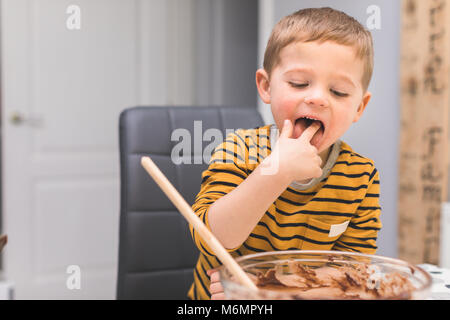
[194,0,258,107]
[271,0,401,258]
[221,0,258,107]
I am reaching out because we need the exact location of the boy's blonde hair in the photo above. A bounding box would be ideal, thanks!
[263,7,374,92]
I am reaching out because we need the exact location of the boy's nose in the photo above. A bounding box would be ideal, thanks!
[304,94,329,108]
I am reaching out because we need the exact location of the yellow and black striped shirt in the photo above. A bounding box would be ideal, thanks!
[187,125,382,300]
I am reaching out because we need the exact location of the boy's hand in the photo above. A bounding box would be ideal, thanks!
[207,268,225,300]
[267,119,323,182]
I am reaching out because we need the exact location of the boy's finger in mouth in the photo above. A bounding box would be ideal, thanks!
[294,117,325,146]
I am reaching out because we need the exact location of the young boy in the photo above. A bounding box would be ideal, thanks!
[188,7,382,300]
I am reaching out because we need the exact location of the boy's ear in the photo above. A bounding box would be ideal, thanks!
[352,91,372,123]
[255,68,271,104]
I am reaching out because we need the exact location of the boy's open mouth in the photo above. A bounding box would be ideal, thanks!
[294,116,325,145]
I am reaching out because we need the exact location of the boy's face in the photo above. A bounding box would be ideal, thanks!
[256,40,372,154]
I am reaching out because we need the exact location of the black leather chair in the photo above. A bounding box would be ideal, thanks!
[117,106,264,299]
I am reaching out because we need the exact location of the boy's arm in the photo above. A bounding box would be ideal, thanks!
[333,167,382,254]
[190,121,323,254]
[190,130,291,255]
[207,153,292,250]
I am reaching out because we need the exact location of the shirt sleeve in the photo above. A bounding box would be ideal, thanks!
[189,130,249,257]
[333,166,382,255]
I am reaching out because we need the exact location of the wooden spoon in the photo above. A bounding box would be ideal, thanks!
[141,156,257,291]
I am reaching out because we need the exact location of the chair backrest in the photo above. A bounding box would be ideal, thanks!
[117,106,264,299]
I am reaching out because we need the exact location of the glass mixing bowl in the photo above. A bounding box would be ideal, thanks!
[219,250,432,300]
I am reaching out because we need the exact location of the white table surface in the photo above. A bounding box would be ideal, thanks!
[417,264,450,300]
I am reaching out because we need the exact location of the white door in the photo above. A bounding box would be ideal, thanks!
[0,0,196,299]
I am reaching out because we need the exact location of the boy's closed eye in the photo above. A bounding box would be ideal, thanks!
[330,89,349,97]
[288,82,349,98]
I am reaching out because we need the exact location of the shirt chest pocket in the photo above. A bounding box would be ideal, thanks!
[300,216,349,251]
